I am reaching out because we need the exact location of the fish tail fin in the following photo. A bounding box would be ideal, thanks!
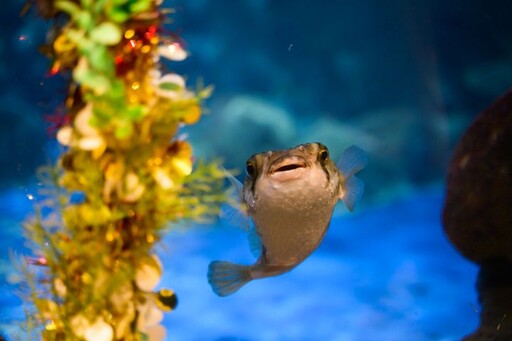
[207,261,253,297]
[337,145,367,211]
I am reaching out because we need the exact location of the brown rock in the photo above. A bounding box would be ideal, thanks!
[443,90,512,264]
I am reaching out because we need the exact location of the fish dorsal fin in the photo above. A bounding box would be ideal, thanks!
[219,169,252,231]
[341,175,365,211]
[247,226,263,258]
[337,145,368,178]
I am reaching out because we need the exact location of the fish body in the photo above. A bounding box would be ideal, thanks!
[208,143,367,296]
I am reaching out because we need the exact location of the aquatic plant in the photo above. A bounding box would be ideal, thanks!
[19,0,226,339]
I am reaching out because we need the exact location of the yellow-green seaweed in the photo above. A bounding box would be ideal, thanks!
[20,0,227,339]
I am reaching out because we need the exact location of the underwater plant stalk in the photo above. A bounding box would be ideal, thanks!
[20,0,225,339]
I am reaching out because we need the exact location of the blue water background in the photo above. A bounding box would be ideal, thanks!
[2,0,512,339]
[1,186,478,340]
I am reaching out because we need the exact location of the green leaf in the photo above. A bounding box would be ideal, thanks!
[86,45,113,73]
[73,67,110,95]
[80,0,93,9]
[76,11,93,29]
[115,120,134,139]
[198,85,214,99]
[109,80,127,100]
[107,8,130,23]
[92,0,108,14]
[159,82,182,91]
[91,102,114,124]
[90,22,122,46]
[65,29,87,45]
[125,105,145,120]
[55,1,81,17]
[129,0,152,14]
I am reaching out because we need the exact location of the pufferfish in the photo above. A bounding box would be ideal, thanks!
[208,142,367,297]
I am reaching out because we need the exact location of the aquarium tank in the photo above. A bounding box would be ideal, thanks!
[1,0,511,340]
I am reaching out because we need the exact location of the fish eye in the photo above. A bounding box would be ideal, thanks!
[319,149,329,161]
[246,163,256,177]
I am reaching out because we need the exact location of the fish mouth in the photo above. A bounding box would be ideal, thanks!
[269,156,308,174]
[274,163,305,172]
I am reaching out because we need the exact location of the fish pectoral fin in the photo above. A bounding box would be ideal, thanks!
[219,168,253,231]
[340,175,364,211]
[219,202,252,231]
[247,226,263,258]
[223,167,244,202]
[207,261,252,297]
[337,145,368,178]
[337,145,366,211]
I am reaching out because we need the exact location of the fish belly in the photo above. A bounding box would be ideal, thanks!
[253,187,335,266]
